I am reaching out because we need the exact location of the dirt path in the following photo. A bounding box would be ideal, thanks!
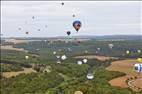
[2,68,36,78]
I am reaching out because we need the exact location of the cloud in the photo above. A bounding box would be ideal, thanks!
[1,1,141,37]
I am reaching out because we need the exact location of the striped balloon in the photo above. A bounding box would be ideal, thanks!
[134,64,142,73]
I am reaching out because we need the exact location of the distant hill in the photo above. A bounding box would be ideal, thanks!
[1,35,142,41]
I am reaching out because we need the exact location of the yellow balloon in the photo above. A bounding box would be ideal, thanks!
[137,58,142,62]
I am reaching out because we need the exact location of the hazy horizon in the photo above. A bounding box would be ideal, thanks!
[1,1,142,37]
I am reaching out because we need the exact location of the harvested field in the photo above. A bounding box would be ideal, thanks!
[1,45,27,52]
[2,68,36,78]
[108,75,128,88]
[106,59,142,91]
[106,59,141,75]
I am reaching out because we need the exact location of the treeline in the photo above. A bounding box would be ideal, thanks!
[0,72,64,94]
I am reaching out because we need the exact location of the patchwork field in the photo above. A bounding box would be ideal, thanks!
[106,59,142,91]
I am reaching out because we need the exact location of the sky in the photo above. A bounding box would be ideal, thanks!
[1,1,142,37]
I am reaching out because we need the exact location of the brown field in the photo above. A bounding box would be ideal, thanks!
[74,55,117,61]
[108,76,128,88]
[106,59,141,75]
[5,39,28,44]
[131,78,142,88]
[106,59,142,90]
[1,45,27,52]
[2,68,36,78]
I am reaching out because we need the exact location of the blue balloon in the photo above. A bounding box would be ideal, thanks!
[73,20,82,32]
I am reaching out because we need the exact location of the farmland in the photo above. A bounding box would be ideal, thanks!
[0,37,142,94]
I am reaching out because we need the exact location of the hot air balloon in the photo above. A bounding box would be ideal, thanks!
[97,48,100,51]
[74,91,83,94]
[53,51,56,55]
[32,16,35,19]
[18,28,21,30]
[126,50,130,54]
[77,60,82,65]
[38,29,40,31]
[83,59,88,63]
[137,58,142,62]
[73,20,82,32]
[61,2,64,5]
[87,73,94,80]
[134,64,142,73]
[25,55,29,60]
[67,48,72,51]
[137,50,141,53]
[108,43,114,49]
[57,60,61,64]
[67,31,71,36]
[56,55,60,59]
[25,32,29,35]
[72,14,75,17]
[61,55,67,60]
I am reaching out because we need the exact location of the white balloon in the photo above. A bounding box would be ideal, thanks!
[83,59,88,63]
[68,48,72,51]
[87,73,94,80]
[108,43,114,49]
[137,50,141,53]
[61,55,67,60]
[97,48,100,51]
[57,60,61,64]
[126,50,130,54]
[56,55,60,59]
[25,56,29,60]
[77,61,82,65]
[53,51,56,55]
[85,50,88,53]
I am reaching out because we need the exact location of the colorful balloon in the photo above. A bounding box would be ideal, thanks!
[137,58,142,62]
[134,64,142,73]
[73,20,82,32]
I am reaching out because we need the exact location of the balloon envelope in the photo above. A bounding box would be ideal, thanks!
[61,55,67,60]
[73,20,82,32]
[25,32,29,35]
[67,31,71,36]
